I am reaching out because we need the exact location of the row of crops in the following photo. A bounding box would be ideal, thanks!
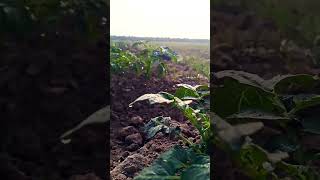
[111,41,177,78]
[110,40,320,179]
[110,41,211,179]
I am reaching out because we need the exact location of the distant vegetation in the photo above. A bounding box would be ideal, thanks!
[111,35,209,44]
[111,36,210,78]
[111,41,177,78]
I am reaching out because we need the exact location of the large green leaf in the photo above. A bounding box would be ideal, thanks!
[174,84,200,100]
[134,146,210,180]
[129,92,174,107]
[272,74,320,94]
[214,71,320,95]
[181,164,210,180]
[214,70,268,91]
[212,78,285,118]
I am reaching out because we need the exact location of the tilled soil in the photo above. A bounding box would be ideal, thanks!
[110,62,208,180]
[0,36,109,180]
[212,8,320,78]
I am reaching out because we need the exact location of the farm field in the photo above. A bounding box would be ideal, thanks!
[211,1,320,179]
[110,40,210,180]
[111,36,210,78]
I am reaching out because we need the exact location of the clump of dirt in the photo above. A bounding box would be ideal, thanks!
[0,35,109,180]
[110,62,208,180]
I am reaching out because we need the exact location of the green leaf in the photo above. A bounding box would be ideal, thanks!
[276,161,320,180]
[129,92,174,107]
[237,144,288,179]
[237,144,271,178]
[60,105,110,142]
[134,146,210,180]
[271,74,319,94]
[212,78,285,118]
[157,62,167,77]
[227,110,289,122]
[214,70,268,91]
[175,84,200,100]
[181,164,210,180]
[143,116,180,140]
[289,94,320,114]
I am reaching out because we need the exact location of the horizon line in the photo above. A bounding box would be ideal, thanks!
[110,34,210,41]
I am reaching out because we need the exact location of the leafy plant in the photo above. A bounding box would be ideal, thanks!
[111,41,178,78]
[211,70,320,179]
[130,84,211,179]
[59,105,110,144]
[134,146,210,180]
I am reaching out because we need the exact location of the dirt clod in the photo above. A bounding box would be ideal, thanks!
[119,126,139,139]
[129,116,144,126]
[125,133,143,145]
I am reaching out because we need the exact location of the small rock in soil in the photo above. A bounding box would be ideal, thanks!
[121,151,130,158]
[125,133,143,145]
[119,126,139,139]
[126,143,140,152]
[123,165,140,176]
[111,154,147,178]
[129,116,144,126]
[150,144,162,152]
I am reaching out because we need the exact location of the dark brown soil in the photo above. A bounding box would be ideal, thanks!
[110,62,208,180]
[0,35,109,180]
[212,8,320,78]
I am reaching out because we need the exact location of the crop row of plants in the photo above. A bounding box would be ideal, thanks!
[129,84,211,179]
[211,70,320,179]
[124,69,320,179]
[111,41,177,78]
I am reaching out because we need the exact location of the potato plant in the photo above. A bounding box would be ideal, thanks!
[211,70,320,179]
[129,84,211,180]
[111,41,177,78]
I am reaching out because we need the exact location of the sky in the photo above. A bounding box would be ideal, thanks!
[110,0,210,39]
